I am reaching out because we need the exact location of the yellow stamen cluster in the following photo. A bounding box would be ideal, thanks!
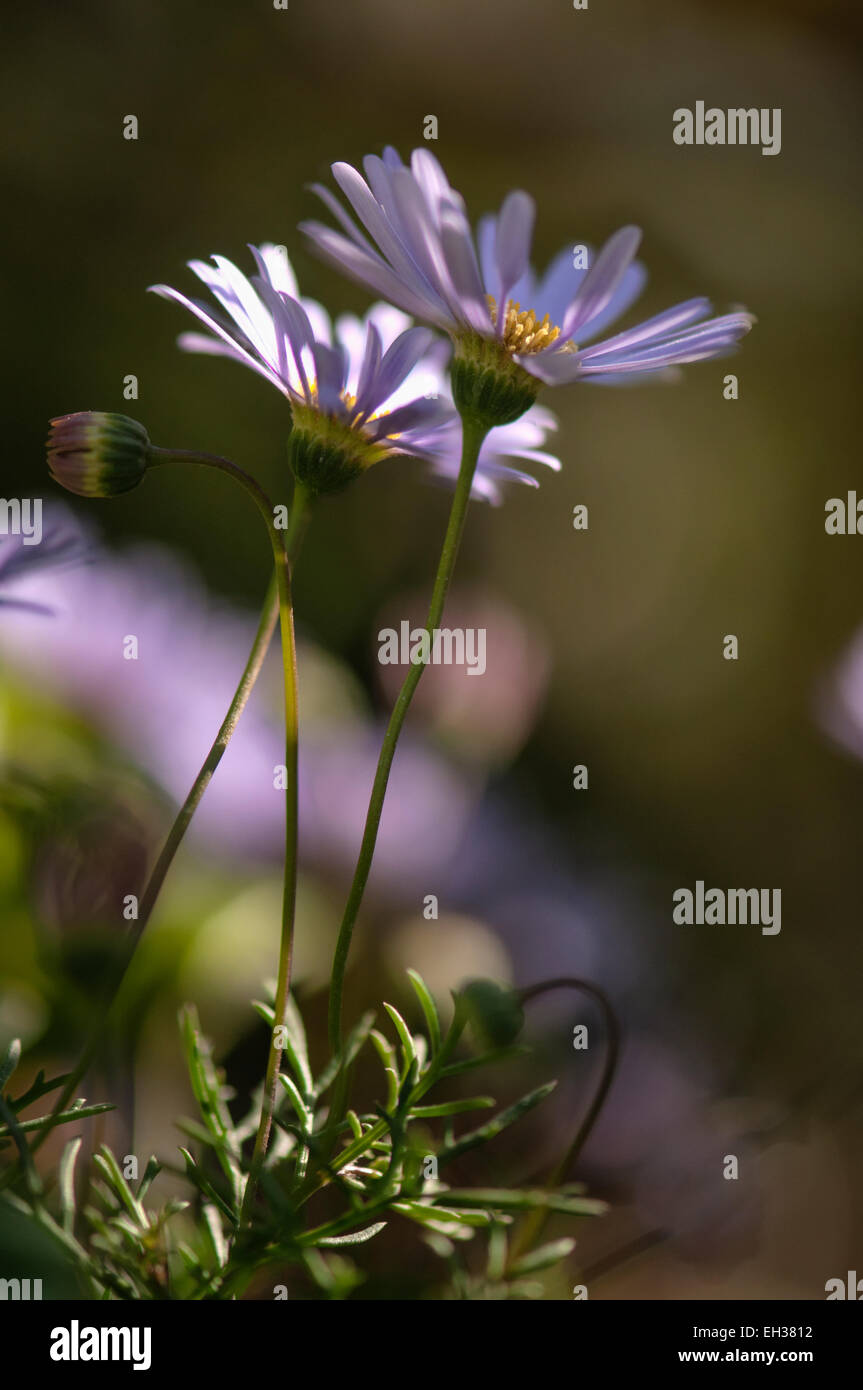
[486,295,576,356]
[339,389,399,441]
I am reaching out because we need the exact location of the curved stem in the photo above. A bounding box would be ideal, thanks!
[27,466,312,1166]
[508,976,621,1264]
[519,977,620,1181]
[327,416,488,1052]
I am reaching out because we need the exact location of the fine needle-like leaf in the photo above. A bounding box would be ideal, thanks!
[382,1002,418,1078]
[0,1038,22,1091]
[406,970,442,1054]
[58,1135,83,1234]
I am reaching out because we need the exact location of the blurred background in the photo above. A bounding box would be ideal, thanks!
[2,0,863,1298]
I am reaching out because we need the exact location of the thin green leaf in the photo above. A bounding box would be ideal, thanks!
[202,1203,228,1268]
[177,1242,203,1273]
[509,1237,576,1276]
[282,994,314,1097]
[178,1148,237,1227]
[407,970,442,1054]
[318,1221,387,1248]
[136,1156,161,1201]
[8,1069,72,1113]
[0,1039,21,1091]
[277,1072,310,1125]
[0,1101,114,1138]
[313,1010,376,1098]
[438,1082,557,1165]
[92,1147,146,1226]
[277,1073,311,1180]
[179,1006,241,1206]
[369,1030,399,1110]
[393,1199,491,1229]
[410,1097,495,1119]
[432,1188,608,1217]
[59,1135,83,1234]
[180,1006,235,1145]
[382,1002,417,1078]
[487,1222,508,1282]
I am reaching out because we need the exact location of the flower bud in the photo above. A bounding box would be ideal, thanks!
[458,978,525,1049]
[47,412,152,498]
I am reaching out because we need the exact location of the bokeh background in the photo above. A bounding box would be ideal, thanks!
[2,0,863,1298]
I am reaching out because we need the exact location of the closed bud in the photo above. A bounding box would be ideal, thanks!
[47,412,152,498]
[458,978,525,1049]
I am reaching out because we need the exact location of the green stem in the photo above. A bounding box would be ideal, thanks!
[327,416,488,1053]
[26,467,312,1167]
[507,976,620,1265]
[160,456,306,1217]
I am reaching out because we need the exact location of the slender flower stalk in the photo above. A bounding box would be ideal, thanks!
[30,470,313,1164]
[507,976,621,1265]
[327,413,489,1051]
[150,452,304,1197]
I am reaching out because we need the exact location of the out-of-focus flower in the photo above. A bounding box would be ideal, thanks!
[150,244,456,494]
[375,586,551,762]
[0,516,477,877]
[47,412,152,498]
[301,147,754,420]
[429,403,560,504]
[817,628,863,764]
[0,510,91,615]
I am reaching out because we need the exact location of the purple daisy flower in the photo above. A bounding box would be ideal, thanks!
[151,246,560,501]
[150,244,460,492]
[300,147,755,386]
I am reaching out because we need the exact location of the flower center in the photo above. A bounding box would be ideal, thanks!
[486,295,576,356]
[340,390,402,441]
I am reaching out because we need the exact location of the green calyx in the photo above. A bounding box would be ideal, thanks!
[287,406,388,496]
[451,334,541,430]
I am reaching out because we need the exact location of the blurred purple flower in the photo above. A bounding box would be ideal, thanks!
[427,402,560,504]
[0,518,476,879]
[301,147,755,385]
[0,511,91,615]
